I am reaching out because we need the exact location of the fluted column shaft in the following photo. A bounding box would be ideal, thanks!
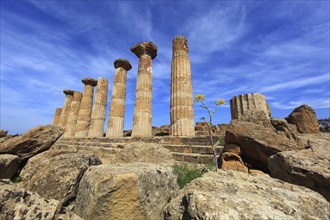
[64,91,83,137]
[170,36,195,136]
[89,77,108,137]
[131,42,157,137]
[58,90,74,128]
[107,59,131,137]
[132,54,153,137]
[52,108,62,126]
[75,78,97,137]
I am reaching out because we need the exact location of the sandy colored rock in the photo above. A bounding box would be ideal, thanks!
[219,152,248,173]
[268,133,330,201]
[107,59,132,137]
[0,154,19,179]
[64,91,83,137]
[0,179,60,220]
[74,163,178,220]
[75,78,97,137]
[164,170,329,220]
[0,125,64,161]
[20,150,101,203]
[112,142,175,164]
[89,77,108,137]
[230,93,271,127]
[170,36,195,137]
[271,118,300,141]
[225,119,303,171]
[286,104,320,133]
[58,90,74,128]
[131,42,157,137]
[52,108,62,126]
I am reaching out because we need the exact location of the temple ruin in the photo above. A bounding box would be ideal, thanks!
[52,37,198,138]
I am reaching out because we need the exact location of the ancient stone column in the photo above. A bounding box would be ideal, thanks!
[170,36,195,136]
[75,78,98,137]
[57,90,74,128]
[64,91,83,137]
[230,93,270,121]
[131,42,157,137]
[52,108,62,126]
[106,59,132,137]
[89,77,109,137]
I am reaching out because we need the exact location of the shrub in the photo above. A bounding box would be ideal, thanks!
[172,163,202,189]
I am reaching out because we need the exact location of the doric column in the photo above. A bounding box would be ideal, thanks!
[230,93,270,121]
[64,91,83,137]
[89,77,109,137]
[52,108,62,126]
[106,59,132,137]
[75,78,98,137]
[58,89,74,128]
[131,42,157,137]
[170,36,195,136]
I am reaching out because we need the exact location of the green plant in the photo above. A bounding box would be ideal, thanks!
[172,163,202,189]
[195,94,226,172]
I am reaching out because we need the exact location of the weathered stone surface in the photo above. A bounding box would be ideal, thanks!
[0,179,60,220]
[230,93,272,127]
[58,89,74,128]
[152,125,171,136]
[89,77,108,137]
[107,59,131,137]
[164,170,330,220]
[223,143,241,155]
[0,154,19,179]
[271,118,300,141]
[195,122,219,136]
[219,152,248,173]
[75,78,97,137]
[112,142,175,164]
[131,42,157,137]
[170,36,195,137]
[52,108,62,126]
[0,125,64,161]
[269,133,330,201]
[225,120,303,171]
[64,91,83,137]
[218,123,229,135]
[286,104,320,133]
[75,163,178,220]
[20,150,101,203]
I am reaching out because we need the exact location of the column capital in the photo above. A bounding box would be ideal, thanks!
[114,58,132,71]
[63,89,74,96]
[82,78,98,86]
[130,41,157,59]
[173,35,188,52]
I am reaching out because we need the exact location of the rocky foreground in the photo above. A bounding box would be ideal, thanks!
[0,105,329,219]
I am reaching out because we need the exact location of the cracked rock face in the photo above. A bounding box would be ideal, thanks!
[0,179,60,220]
[75,163,178,220]
[286,104,319,134]
[269,133,330,202]
[20,150,101,204]
[164,170,329,220]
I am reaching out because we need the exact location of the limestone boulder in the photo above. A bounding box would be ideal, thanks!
[20,150,101,204]
[0,154,20,179]
[271,118,300,141]
[164,170,329,219]
[268,133,330,201]
[219,152,248,173]
[112,142,175,164]
[225,120,303,171]
[286,105,319,133]
[0,179,60,220]
[0,125,64,161]
[74,163,178,220]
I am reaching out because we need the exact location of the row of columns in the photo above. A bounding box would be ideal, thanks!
[52,36,195,137]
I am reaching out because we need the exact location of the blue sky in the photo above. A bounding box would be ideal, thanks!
[1,0,329,134]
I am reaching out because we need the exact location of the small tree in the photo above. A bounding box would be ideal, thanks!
[195,94,226,172]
